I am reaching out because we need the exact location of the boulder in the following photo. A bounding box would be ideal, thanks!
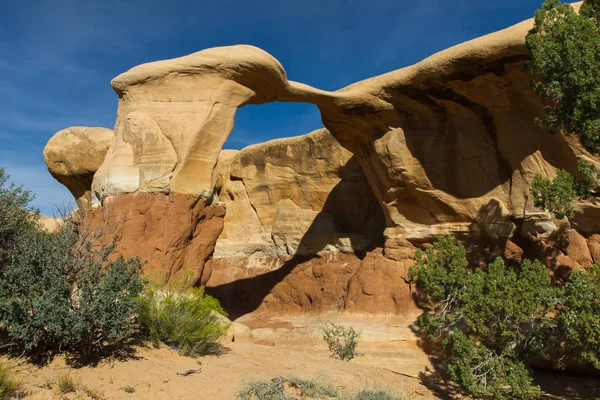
[556,229,593,267]
[43,126,113,210]
[504,239,524,264]
[587,234,600,263]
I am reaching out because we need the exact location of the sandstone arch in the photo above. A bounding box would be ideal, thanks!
[45,3,600,308]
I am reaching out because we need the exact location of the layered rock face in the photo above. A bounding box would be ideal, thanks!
[212,128,384,260]
[314,17,597,242]
[88,192,224,284]
[45,5,600,316]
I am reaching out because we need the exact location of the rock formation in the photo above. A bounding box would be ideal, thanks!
[44,126,114,210]
[45,4,600,316]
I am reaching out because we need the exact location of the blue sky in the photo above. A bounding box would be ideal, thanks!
[0,0,544,215]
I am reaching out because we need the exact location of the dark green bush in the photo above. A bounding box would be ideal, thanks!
[531,169,578,219]
[408,236,600,399]
[526,0,600,153]
[530,160,598,219]
[0,167,38,268]
[137,285,230,356]
[0,167,144,359]
[556,263,600,369]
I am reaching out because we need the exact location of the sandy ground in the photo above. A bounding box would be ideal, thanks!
[7,312,600,399]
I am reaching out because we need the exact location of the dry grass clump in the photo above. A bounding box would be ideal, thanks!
[0,361,23,400]
[55,373,104,399]
[237,376,403,400]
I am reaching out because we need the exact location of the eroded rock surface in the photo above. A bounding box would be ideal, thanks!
[93,45,292,202]
[87,192,224,285]
[212,129,384,260]
[43,126,113,210]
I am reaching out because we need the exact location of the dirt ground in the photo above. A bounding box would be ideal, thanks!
[7,312,600,399]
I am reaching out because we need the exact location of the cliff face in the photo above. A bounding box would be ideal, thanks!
[44,7,600,316]
[204,129,394,315]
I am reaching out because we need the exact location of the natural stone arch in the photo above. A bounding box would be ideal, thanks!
[64,7,600,246]
[92,45,316,204]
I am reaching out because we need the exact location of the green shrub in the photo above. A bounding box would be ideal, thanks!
[237,378,289,400]
[574,159,599,198]
[0,167,144,360]
[408,236,600,399]
[122,385,135,393]
[0,167,38,270]
[526,0,600,153]
[285,376,339,398]
[137,285,230,356]
[556,263,600,369]
[530,169,578,219]
[237,376,338,400]
[322,323,360,361]
[0,361,21,400]
[529,160,598,219]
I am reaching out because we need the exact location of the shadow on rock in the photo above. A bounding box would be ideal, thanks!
[206,156,386,320]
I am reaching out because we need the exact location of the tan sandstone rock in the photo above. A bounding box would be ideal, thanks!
[587,234,600,263]
[44,127,114,210]
[37,214,63,232]
[213,129,385,260]
[93,45,292,202]
[90,10,599,245]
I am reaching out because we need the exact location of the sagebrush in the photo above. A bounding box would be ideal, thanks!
[137,284,230,356]
[322,323,361,361]
[237,376,402,400]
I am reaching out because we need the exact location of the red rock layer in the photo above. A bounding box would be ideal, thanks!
[86,192,224,286]
[204,246,417,318]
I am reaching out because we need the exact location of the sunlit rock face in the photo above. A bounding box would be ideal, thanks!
[46,3,600,312]
[212,128,384,260]
[92,45,291,204]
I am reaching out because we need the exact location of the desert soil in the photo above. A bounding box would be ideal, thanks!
[7,312,600,399]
